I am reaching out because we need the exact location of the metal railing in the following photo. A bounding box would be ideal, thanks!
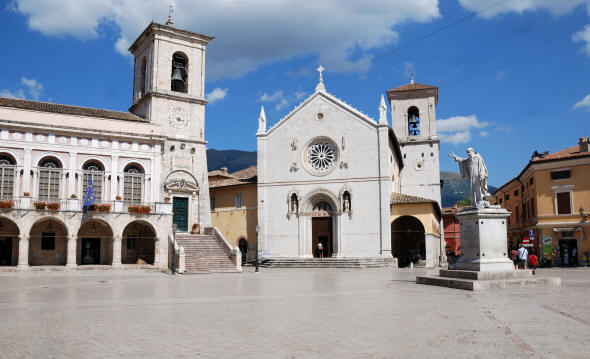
[0,196,171,214]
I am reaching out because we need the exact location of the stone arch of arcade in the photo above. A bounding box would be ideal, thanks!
[391,215,426,268]
[28,216,69,266]
[0,216,20,266]
[77,218,114,265]
[121,220,157,265]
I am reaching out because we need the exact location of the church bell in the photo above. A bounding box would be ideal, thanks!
[172,68,184,82]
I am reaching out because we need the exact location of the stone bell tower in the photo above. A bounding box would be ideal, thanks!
[128,19,214,231]
[387,76,441,205]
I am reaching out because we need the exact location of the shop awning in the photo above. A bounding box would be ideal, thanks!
[553,227,582,232]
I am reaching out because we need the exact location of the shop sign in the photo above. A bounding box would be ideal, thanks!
[543,235,553,256]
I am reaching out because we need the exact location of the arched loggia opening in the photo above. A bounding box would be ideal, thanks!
[391,216,425,268]
[77,220,113,265]
[29,218,68,266]
[0,217,19,266]
[122,221,156,265]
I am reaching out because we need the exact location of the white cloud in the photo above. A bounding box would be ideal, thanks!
[479,131,489,137]
[495,70,506,80]
[436,115,489,133]
[573,25,590,56]
[437,115,489,144]
[0,77,44,100]
[458,0,590,19]
[206,87,228,104]
[12,0,441,81]
[20,77,44,99]
[258,90,306,111]
[573,93,590,110]
[439,131,471,144]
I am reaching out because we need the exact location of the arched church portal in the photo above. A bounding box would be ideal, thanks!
[311,201,334,258]
[391,216,425,268]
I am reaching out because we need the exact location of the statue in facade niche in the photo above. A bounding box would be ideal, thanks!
[449,148,491,208]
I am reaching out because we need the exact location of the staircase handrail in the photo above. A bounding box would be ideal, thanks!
[204,227,233,257]
[204,227,242,272]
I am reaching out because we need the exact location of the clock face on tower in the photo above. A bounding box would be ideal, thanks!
[167,107,191,130]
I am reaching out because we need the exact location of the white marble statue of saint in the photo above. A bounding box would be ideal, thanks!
[449,148,491,208]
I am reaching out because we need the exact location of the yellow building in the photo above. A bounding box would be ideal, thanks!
[208,167,257,262]
[492,137,590,266]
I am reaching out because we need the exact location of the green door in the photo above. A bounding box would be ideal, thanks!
[173,197,189,232]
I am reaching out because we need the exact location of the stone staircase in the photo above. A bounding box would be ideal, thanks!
[175,233,238,274]
[261,257,395,268]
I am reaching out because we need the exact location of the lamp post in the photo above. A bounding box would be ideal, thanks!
[171,223,177,275]
[255,224,260,272]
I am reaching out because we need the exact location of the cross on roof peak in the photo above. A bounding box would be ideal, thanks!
[315,65,326,93]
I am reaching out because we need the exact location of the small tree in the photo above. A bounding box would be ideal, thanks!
[456,196,471,207]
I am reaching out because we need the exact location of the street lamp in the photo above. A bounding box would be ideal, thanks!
[255,224,260,272]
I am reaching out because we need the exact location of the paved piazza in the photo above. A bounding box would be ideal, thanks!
[1,268,589,358]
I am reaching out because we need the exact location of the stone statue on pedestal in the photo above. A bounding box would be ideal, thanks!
[449,148,491,208]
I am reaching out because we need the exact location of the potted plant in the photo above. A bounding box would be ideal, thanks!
[97,203,111,213]
[128,204,152,214]
[34,202,46,210]
[0,199,14,209]
[191,223,200,234]
[23,192,30,197]
[47,202,60,211]
[115,195,122,200]
[70,194,77,199]
[164,196,171,203]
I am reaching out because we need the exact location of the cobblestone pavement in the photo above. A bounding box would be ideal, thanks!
[0,267,589,359]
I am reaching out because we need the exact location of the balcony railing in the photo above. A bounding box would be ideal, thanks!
[0,196,172,215]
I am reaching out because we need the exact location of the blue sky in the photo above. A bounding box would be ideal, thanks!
[1,0,589,186]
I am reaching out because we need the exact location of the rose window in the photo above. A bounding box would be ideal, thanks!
[306,141,336,173]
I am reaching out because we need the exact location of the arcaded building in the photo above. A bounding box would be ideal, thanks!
[0,21,216,269]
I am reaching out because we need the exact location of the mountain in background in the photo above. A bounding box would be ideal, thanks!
[207,149,257,173]
[207,150,496,207]
[440,171,497,207]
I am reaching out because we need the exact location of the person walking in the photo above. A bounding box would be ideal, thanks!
[529,250,538,275]
[510,247,519,269]
[517,244,528,269]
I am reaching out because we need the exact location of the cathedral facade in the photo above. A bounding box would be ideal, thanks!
[0,22,213,269]
[257,73,443,267]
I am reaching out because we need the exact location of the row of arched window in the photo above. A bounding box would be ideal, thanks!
[0,153,145,203]
[137,52,189,97]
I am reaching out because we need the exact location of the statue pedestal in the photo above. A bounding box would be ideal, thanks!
[416,206,561,290]
[455,207,513,271]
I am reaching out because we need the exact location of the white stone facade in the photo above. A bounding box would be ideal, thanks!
[257,79,399,259]
[257,76,444,266]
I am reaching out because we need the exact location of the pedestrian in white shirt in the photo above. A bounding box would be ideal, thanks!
[517,244,528,269]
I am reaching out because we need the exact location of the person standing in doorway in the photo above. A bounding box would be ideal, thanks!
[518,244,528,269]
[317,241,324,259]
[572,247,578,266]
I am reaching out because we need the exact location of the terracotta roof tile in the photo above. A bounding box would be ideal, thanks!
[231,166,257,180]
[391,192,436,205]
[391,192,441,217]
[531,145,590,162]
[388,83,437,92]
[209,166,257,188]
[0,97,147,122]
